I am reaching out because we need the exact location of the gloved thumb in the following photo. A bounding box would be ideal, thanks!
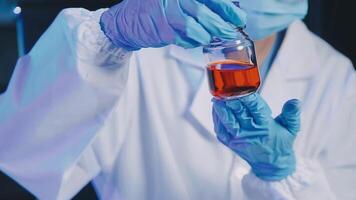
[276,99,301,135]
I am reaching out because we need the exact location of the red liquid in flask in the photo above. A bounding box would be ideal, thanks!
[207,60,261,99]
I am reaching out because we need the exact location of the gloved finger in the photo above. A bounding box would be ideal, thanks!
[226,99,256,128]
[238,93,272,127]
[212,99,240,137]
[225,99,251,128]
[225,99,268,138]
[197,0,247,28]
[181,0,237,40]
[174,35,201,48]
[276,99,301,136]
[226,97,266,129]
[212,108,232,145]
[167,9,212,46]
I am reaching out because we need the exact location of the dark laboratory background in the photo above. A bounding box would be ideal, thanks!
[0,0,356,199]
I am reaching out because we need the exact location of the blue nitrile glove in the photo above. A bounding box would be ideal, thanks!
[212,94,301,181]
[100,0,247,51]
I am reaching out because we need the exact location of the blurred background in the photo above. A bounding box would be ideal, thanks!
[0,0,355,199]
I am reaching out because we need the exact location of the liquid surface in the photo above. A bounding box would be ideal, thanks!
[207,60,261,99]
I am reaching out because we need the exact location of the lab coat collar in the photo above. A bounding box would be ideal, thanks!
[273,20,320,79]
[168,45,216,136]
[259,20,321,116]
[168,20,320,137]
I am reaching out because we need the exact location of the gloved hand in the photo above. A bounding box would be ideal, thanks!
[100,0,246,51]
[212,93,301,181]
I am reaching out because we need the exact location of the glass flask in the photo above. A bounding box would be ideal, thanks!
[203,2,261,100]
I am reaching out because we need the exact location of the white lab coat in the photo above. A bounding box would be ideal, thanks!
[0,8,355,200]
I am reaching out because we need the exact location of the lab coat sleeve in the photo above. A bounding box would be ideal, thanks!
[0,8,131,199]
[241,60,356,200]
[241,159,337,200]
[316,61,356,199]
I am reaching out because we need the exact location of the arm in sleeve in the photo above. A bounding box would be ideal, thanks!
[0,8,132,200]
[241,61,356,200]
[317,63,356,199]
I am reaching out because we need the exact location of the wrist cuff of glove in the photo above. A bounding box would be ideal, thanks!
[251,156,296,181]
[100,10,140,51]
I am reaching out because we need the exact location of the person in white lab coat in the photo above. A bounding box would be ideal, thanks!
[0,0,355,199]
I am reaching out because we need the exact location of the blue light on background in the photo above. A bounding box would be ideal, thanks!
[13,6,22,15]
[0,1,25,57]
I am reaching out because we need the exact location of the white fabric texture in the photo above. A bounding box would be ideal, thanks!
[0,8,131,200]
[0,8,355,200]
